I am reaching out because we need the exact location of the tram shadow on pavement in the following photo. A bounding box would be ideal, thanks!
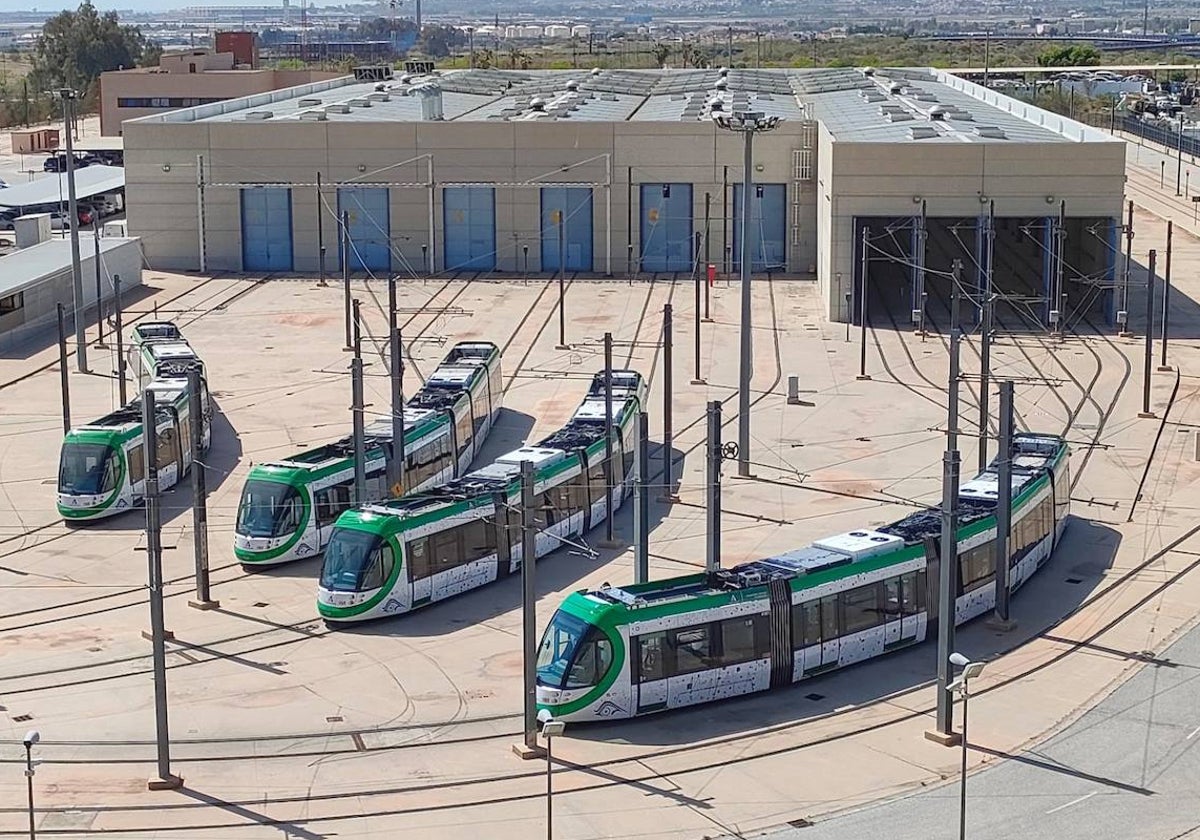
[572,518,1120,747]
[159,398,242,526]
[338,445,687,638]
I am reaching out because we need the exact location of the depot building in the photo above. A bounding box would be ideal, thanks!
[123,65,1125,323]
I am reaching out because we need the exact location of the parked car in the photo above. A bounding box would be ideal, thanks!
[76,206,93,226]
[90,196,119,217]
[0,210,18,230]
[43,153,91,173]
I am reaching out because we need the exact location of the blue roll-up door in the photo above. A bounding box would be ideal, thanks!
[443,186,496,271]
[732,183,786,272]
[241,187,293,272]
[338,186,390,273]
[640,183,693,273]
[540,187,593,272]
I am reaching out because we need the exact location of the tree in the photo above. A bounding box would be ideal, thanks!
[1036,45,1101,67]
[419,24,465,59]
[29,2,158,94]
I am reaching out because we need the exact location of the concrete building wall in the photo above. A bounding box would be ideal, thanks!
[125,118,820,278]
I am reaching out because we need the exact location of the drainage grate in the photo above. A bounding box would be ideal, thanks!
[805,693,825,702]
[12,714,32,722]
[788,818,813,828]
[253,602,269,607]
[326,715,344,723]
[1065,577,1083,584]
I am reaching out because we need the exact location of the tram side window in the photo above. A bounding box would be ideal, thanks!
[407,537,431,580]
[315,483,352,528]
[794,601,820,649]
[431,527,463,572]
[959,541,995,593]
[906,570,927,614]
[635,631,666,683]
[841,583,883,635]
[471,387,488,436]
[566,630,613,689]
[155,426,180,470]
[455,410,473,458]
[670,625,712,675]
[587,461,606,507]
[360,544,395,591]
[127,445,145,484]
[462,518,496,562]
[719,615,768,666]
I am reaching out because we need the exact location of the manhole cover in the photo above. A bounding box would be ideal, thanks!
[788,818,813,829]
[40,811,98,831]
[805,693,824,702]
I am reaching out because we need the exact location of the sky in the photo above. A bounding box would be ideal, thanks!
[0,0,344,13]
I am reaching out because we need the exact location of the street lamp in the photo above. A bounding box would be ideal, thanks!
[712,109,781,478]
[57,88,87,374]
[23,729,39,840]
[538,709,565,839]
[949,652,986,840]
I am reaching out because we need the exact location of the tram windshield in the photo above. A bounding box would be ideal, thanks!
[536,611,614,690]
[58,443,118,495]
[236,480,302,538]
[320,530,393,592]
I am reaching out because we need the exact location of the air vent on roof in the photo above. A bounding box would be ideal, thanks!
[975,126,1007,139]
[530,97,546,111]
[297,98,322,107]
[591,67,601,76]
[715,78,728,90]
[709,97,724,112]
[367,91,390,102]
[885,112,914,122]
[861,90,885,102]
[245,111,273,120]
[718,66,729,77]
[566,80,579,91]
[910,125,937,139]
[929,105,947,121]
[400,74,413,85]
[374,83,387,92]
[325,104,351,114]
[300,111,328,121]
[948,111,974,121]
[888,83,904,94]
[348,98,371,108]
[863,66,877,76]
[601,93,617,101]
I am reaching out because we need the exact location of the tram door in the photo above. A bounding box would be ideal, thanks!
[882,578,903,648]
[818,596,839,668]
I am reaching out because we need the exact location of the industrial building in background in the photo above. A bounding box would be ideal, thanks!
[100,37,341,136]
[122,66,1124,323]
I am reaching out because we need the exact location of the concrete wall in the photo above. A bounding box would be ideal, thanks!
[0,238,144,350]
[125,118,820,279]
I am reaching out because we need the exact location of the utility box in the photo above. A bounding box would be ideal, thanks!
[10,128,60,155]
[14,213,51,249]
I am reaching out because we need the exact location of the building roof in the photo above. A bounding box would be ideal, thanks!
[0,166,125,210]
[126,67,1112,144]
[0,236,136,299]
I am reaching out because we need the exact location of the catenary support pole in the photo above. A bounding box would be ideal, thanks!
[978,203,994,473]
[736,126,755,477]
[557,213,568,349]
[187,366,216,610]
[1053,200,1066,337]
[1141,250,1156,418]
[703,191,712,319]
[706,400,722,572]
[992,381,1014,624]
[351,300,366,502]
[693,266,704,384]
[1121,200,1134,335]
[1160,221,1172,371]
[93,223,104,347]
[634,411,650,584]
[935,449,960,739]
[662,304,676,500]
[948,265,962,453]
[520,460,538,753]
[342,211,352,350]
[196,154,207,274]
[143,389,181,790]
[57,303,70,434]
[858,226,871,380]
[316,172,326,287]
[61,90,87,374]
[388,277,406,496]
[114,275,126,406]
[603,333,615,545]
[915,200,927,335]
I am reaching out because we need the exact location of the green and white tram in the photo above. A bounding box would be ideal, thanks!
[317,369,647,622]
[535,433,1071,721]
[57,375,212,521]
[234,342,502,566]
[130,321,183,348]
[128,339,205,394]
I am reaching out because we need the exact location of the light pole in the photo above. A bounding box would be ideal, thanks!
[59,88,86,373]
[23,729,39,840]
[713,109,781,478]
[538,709,565,839]
[949,652,986,840]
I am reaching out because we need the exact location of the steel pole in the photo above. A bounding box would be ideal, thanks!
[520,460,538,752]
[603,333,615,544]
[25,742,34,840]
[62,92,87,373]
[703,191,712,319]
[993,380,1014,624]
[342,210,352,350]
[545,733,553,840]
[693,265,703,383]
[661,304,675,500]
[934,449,960,737]
[187,367,214,609]
[1142,250,1156,417]
[1160,221,1172,370]
[1053,201,1066,336]
[389,278,407,495]
[1177,116,1185,196]
[736,127,754,477]
[196,154,207,274]
[316,172,326,287]
[705,400,722,572]
[93,223,104,347]
[557,215,567,348]
[114,275,126,406]
[978,204,994,473]
[56,304,70,434]
[959,685,970,840]
[143,390,178,788]
[351,300,366,503]
[948,267,962,453]
[1121,200,1134,334]
[634,411,649,583]
[858,226,871,380]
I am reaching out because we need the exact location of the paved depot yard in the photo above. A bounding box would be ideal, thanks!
[2,198,1200,837]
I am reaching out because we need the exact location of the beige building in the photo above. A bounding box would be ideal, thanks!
[100,48,341,136]
[122,66,1125,324]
